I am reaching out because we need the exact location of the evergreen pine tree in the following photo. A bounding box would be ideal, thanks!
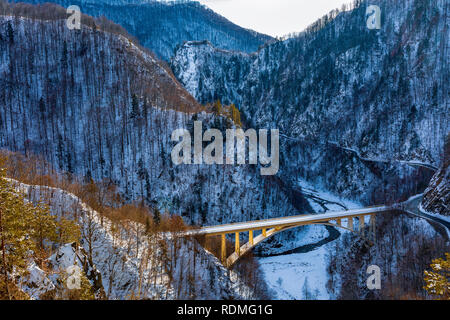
[0,167,36,299]
[0,157,80,299]
[153,208,161,226]
[214,100,222,115]
[6,22,13,44]
[38,97,45,114]
[130,94,140,119]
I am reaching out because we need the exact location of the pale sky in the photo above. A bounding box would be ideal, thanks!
[198,0,352,37]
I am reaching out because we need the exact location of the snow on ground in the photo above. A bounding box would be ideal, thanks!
[297,178,362,212]
[297,224,329,245]
[258,179,361,300]
[259,242,335,300]
[419,203,450,223]
[10,178,258,300]
[20,260,55,300]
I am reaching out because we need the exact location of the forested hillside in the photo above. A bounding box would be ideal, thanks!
[0,2,309,254]
[421,134,449,217]
[0,0,448,300]
[326,210,448,299]
[171,0,448,204]
[0,150,269,299]
[18,0,272,60]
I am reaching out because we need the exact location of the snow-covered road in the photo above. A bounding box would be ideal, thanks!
[184,206,389,236]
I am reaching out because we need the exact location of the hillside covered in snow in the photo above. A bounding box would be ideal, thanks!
[421,136,449,218]
[0,0,448,301]
[7,177,263,299]
[0,2,310,254]
[171,0,449,205]
[19,0,273,60]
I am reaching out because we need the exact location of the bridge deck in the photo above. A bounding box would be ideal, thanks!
[184,205,390,236]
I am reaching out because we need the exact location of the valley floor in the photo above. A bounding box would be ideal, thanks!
[259,232,334,300]
[258,179,361,300]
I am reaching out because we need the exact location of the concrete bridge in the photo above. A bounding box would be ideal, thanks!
[184,206,391,268]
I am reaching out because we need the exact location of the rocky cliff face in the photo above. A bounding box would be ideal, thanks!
[171,0,449,203]
[422,137,449,216]
[19,0,272,60]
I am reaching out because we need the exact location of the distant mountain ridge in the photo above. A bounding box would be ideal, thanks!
[172,0,448,166]
[171,0,449,204]
[18,0,272,59]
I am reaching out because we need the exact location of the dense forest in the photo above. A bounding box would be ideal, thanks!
[0,0,448,300]
[17,0,273,60]
[0,150,270,299]
[0,2,307,254]
[171,0,448,204]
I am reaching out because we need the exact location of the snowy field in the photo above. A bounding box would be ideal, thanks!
[258,179,361,300]
[259,240,335,300]
[296,179,362,212]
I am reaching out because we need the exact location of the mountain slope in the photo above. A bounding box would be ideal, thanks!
[173,0,448,164]
[0,3,311,254]
[19,0,272,60]
[171,0,449,203]
[10,178,258,299]
[421,135,449,217]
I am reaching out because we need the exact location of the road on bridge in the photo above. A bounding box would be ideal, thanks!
[184,206,390,236]
[183,196,449,267]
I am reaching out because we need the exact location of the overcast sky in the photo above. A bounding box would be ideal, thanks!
[198,0,352,37]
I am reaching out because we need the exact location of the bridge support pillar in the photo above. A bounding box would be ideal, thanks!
[348,217,353,231]
[359,216,365,236]
[262,229,267,237]
[235,232,240,256]
[370,215,376,243]
[249,230,254,246]
[221,234,226,263]
[337,218,342,227]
